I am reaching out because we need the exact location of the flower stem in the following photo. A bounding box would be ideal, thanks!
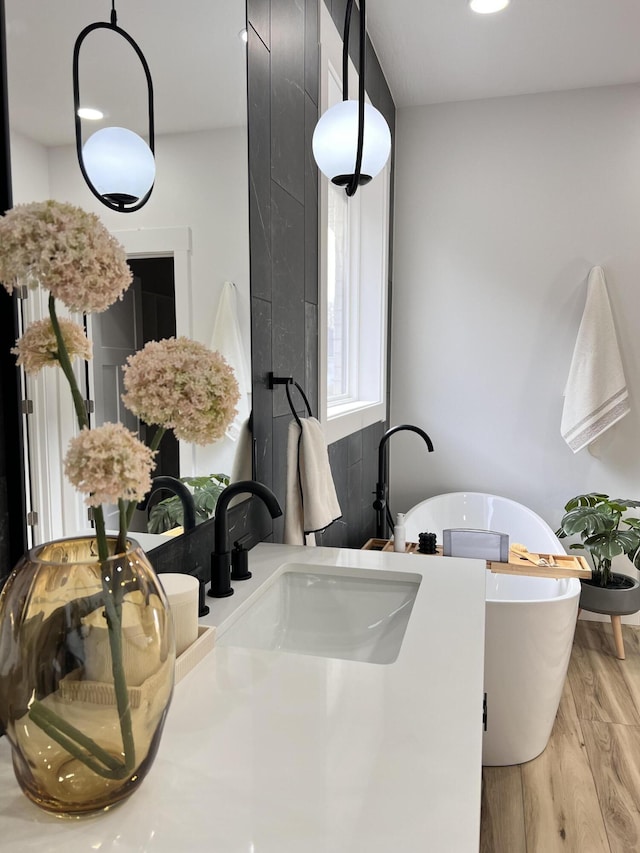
[27,539,135,779]
[116,499,128,555]
[29,701,126,777]
[101,576,136,773]
[49,295,110,563]
[148,425,167,454]
[124,426,166,530]
[48,294,89,431]
[40,295,135,777]
[92,505,109,563]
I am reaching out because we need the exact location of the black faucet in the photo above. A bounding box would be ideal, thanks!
[374,425,434,539]
[208,480,282,598]
[137,475,211,614]
[138,475,197,531]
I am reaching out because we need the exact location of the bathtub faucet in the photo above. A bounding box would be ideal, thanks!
[374,424,434,539]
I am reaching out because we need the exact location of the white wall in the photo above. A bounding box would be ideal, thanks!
[11,127,250,480]
[391,83,640,538]
[46,128,250,353]
[10,130,50,200]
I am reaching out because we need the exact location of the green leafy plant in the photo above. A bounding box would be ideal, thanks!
[148,474,230,534]
[556,493,640,587]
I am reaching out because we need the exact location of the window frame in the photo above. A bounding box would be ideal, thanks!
[318,3,390,446]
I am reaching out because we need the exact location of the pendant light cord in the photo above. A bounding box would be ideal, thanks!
[341,0,366,197]
[110,1,117,27]
[342,0,352,102]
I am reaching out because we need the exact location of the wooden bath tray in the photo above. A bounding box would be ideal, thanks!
[361,539,591,579]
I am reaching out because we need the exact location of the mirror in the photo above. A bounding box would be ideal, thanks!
[5,0,251,546]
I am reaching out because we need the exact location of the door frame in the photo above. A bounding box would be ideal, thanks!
[22,225,193,544]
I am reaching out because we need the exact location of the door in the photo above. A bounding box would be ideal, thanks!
[89,277,143,530]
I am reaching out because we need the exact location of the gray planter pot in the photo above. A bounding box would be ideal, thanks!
[580,573,640,616]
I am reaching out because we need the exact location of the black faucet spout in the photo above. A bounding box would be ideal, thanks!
[209,480,283,598]
[138,475,197,531]
[375,424,434,539]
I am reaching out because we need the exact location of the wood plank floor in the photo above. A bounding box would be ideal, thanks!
[480,620,640,853]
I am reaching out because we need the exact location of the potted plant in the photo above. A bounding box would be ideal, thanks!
[147,473,230,534]
[556,492,640,658]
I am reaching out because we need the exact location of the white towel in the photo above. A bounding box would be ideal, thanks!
[561,266,629,453]
[210,282,251,441]
[230,418,253,484]
[284,418,342,546]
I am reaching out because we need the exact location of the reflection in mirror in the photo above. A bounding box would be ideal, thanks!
[73,17,156,211]
[5,0,251,547]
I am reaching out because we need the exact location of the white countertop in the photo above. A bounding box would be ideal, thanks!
[0,543,486,852]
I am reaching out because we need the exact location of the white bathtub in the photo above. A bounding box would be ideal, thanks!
[403,492,580,766]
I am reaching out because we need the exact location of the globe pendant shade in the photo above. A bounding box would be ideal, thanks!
[82,126,156,205]
[312,100,391,186]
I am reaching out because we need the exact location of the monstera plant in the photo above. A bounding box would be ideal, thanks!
[556,493,640,588]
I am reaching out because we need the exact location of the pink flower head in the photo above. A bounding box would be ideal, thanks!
[64,423,156,507]
[0,200,132,313]
[122,337,240,445]
[12,317,92,375]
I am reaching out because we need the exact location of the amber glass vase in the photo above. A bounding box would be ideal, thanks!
[0,537,175,816]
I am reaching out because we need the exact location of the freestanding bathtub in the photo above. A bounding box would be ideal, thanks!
[403,492,580,766]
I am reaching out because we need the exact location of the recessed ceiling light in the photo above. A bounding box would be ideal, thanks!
[469,0,510,13]
[77,107,104,121]
[238,28,248,43]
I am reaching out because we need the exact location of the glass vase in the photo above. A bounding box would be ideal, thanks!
[0,536,175,816]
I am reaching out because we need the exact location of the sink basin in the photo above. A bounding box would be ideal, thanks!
[218,564,421,664]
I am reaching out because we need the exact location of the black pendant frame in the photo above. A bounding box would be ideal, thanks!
[335,0,368,197]
[72,5,155,213]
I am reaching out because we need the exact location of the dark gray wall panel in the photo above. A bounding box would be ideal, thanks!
[362,420,385,537]
[248,26,272,302]
[247,0,270,49]
[270,0,305,203]
[271,412,291,541]
[347,429,362,467]
[304,93,318,305]
[247,0,395,551]
[251,296,273,488]
[305,0,319,102]
[304,301,318,416]
[270,182,305,419]
[346,457,364,546]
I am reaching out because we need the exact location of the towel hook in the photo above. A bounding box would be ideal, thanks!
[268,373,313,428]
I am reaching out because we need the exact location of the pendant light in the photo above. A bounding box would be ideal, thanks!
[73,1,155,212]
[312,0,391,197]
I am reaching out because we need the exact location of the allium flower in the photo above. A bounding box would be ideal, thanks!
[64,423,156,507]
[0,200,132,313]
[12,317,92,375]
[122,337,240,445]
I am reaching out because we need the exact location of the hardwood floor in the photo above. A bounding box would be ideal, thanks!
[480,620,640,853]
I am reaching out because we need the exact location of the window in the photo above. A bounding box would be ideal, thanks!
[318,4,390,445]
[326,182,352,402]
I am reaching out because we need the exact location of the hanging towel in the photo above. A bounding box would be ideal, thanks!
[284,418,342,546]
[561,266,630,453]
[210,281,251,441]
[230,418,253,484]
